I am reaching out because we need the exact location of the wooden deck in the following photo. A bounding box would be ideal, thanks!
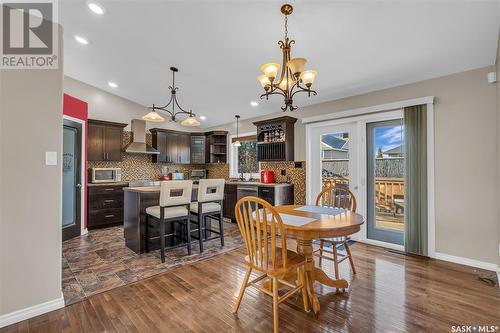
[3,243,499,332]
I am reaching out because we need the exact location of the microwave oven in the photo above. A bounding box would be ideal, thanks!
[89,167,122,183]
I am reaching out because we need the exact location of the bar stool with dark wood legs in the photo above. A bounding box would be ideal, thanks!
[313,186,357,279]
[189,179,225,253]
[145,180,193,263]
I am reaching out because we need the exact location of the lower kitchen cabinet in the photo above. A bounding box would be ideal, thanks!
[88,184,127,229]
[223,183,238,221]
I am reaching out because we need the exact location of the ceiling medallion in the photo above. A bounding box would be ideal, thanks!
[258,4,318,111]
[144,67,200,126]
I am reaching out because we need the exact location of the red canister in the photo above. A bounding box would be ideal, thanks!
[260,170,275,184]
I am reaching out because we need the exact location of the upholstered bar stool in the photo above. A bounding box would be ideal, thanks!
[145,180,193,263]
[189,179,225,253]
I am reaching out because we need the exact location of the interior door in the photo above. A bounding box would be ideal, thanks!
[308,122,358,206]
[62,119,82,241]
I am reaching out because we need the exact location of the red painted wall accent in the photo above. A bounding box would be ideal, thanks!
[63,94,89,229]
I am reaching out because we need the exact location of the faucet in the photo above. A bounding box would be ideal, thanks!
[239,172,244,181]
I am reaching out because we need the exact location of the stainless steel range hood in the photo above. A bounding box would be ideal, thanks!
[125,119,160,155]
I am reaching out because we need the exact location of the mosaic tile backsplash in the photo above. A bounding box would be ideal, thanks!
[260,161,306,205]
[88,132,229,181]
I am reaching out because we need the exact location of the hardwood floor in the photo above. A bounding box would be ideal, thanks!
[3,243,499,332]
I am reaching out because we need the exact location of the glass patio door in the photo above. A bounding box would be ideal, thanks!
[366,119,405,245]
[308,122,358,206]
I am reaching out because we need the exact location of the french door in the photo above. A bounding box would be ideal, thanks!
[62,119,83,241]
[366,119,405,245]
[307,122,359,211]
[307,110,405,247]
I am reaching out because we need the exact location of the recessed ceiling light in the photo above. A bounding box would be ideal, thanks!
[250,101,259,107]
[199,116,207,120]
[87,1,105,15]
[108,81,118,88]
[74,35,89,45]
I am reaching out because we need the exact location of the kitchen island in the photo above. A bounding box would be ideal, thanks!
[123,185,198,254]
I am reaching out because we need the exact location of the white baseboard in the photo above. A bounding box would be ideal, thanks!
[434,252,497,272]
[0,293,64,328]
[357,238,405,251]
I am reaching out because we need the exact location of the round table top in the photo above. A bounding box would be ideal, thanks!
[273,205,365,239]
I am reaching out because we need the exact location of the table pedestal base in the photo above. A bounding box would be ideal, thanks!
[296,239,349,316]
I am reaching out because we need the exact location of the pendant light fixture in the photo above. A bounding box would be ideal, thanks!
[144,67,200,126]
[233,115,241,147]
[258,4,318,111]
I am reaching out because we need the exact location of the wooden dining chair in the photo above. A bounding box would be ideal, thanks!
[314,186,357,279]
[233,196,307,333]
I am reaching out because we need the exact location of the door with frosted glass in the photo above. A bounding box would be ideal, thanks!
[62,119,82,241]
[366,119,405,245]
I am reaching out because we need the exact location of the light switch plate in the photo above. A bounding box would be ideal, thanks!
[45,151,57,165]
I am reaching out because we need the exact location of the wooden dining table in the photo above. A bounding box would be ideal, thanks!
[273,205,365,316]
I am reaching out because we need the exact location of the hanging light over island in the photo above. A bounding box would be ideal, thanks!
[143,67,200,126]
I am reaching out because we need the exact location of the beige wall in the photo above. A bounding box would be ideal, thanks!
[0,28,64,315]
[211,66,499,265]
[64,76,199,132]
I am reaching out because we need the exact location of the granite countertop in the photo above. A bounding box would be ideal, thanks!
[124,184,200,193]
[224,180,293,187]
[87,181,129,187]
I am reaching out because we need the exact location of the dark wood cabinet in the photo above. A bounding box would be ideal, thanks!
[190,135,206,164]
[205,131,228,164]
[87,184,127,229]
[178,133,191,164]
[254,116,297,161]
[88,119,127,161]
[151,129,227,165]
[223,183,238,221]
[151,129,191,164]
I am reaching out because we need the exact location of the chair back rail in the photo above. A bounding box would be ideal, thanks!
[315,185,357,212]
[235,196,287,272]
[197,178,225,203]
[159,180,193,207]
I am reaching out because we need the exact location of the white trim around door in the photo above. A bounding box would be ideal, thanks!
[305,96,435,257]
[63,115,87,236]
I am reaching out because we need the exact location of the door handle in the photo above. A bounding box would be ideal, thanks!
[76,184,82,189]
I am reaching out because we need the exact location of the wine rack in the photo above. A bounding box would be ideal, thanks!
[253,116,297,161]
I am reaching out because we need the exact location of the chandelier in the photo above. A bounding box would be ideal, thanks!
[143,67,200,126]
[258,4,318,112]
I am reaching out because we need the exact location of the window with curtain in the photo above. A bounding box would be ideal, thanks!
[230,135,259,177]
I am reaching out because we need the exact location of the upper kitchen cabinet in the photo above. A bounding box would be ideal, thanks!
[253,116,297,161]
[205,131,228,164]
[150,129,191,164]
[88,119,127,161]
[190,134,206,164]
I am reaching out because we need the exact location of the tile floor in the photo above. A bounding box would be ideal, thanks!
[62,221,243,305]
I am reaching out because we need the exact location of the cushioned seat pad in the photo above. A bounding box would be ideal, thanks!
[146,206,189,219]
[190,202,221,214]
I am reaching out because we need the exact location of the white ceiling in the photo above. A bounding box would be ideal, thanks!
[60,0,499,128]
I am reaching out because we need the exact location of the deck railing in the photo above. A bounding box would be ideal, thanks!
[322,177,405,215]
